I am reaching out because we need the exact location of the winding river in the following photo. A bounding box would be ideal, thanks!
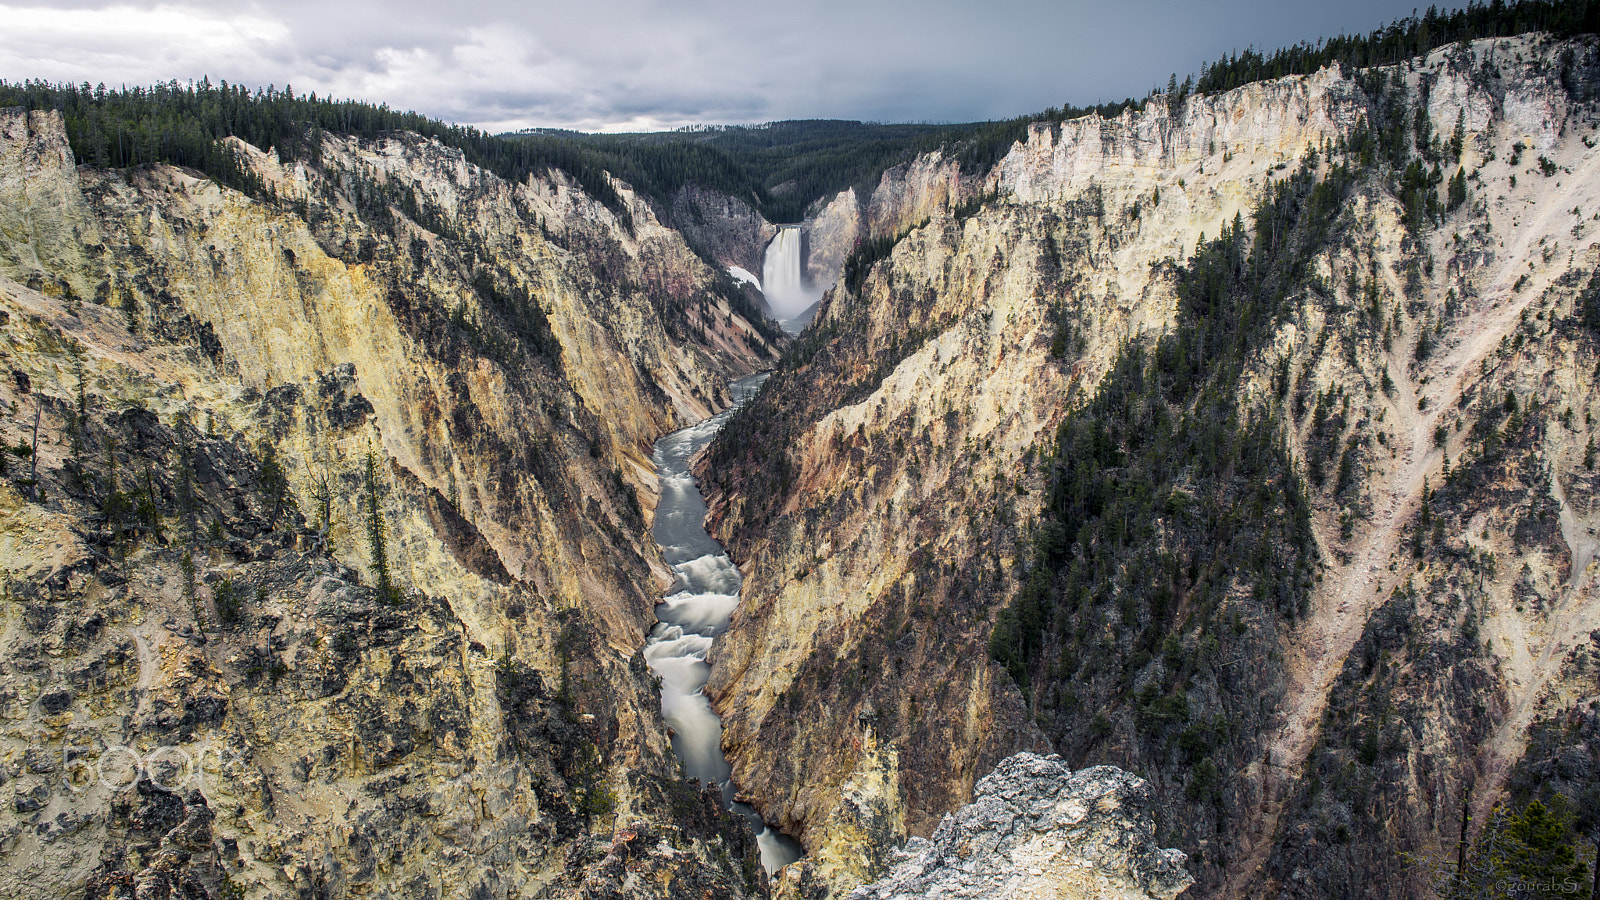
[642,372,803,873]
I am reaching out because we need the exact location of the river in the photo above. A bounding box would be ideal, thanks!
[641,372,803,873]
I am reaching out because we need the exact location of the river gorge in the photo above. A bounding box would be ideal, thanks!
[643,372,803,873]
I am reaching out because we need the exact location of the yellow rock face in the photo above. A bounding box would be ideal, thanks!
[0,108,776,899]
[706,35,1600,900]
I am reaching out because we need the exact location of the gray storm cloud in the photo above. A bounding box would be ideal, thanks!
[2,0,1439,131]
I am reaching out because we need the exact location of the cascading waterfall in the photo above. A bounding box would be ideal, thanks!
[643,373,803,874]
[761,226,819,321]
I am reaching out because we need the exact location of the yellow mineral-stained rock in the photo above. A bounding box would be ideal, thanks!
[0,105,776,899]
[706,34,1600,900]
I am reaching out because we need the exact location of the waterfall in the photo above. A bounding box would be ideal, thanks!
[761,226,814,319]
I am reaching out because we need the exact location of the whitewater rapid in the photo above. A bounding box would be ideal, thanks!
[643,372,802,874]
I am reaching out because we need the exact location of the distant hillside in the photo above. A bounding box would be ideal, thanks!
[536,121,955,224]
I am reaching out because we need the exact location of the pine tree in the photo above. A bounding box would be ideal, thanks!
[101,437,133,544]
[175,421,198,545]
[70,346,87,459]
[136,464,162,541]
[1450,799,1591,898]
[308,464,334,554]
[1448,167,1468,211]
[256,441,289,527]
[1501,800,1588,886]
[1582,271,1600,337]
[363,448,399,604]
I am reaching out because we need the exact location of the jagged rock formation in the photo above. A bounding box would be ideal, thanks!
[0,106,779,898]
[799,190,861,294]
[849,753,1191,900]
[705,33,1600,900]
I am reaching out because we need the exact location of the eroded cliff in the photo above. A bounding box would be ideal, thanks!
[705,33,1600,899]
[0,107,780,899]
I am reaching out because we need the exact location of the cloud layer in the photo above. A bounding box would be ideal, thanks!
[3,0,1435,132]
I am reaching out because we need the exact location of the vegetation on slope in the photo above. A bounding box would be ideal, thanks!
[1192,0,1600,96]
[986,166,1341,791]
[984,0,1575,726]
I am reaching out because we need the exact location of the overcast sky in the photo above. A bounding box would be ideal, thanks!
[3,0,1448,133]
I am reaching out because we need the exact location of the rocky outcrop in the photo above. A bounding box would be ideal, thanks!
[801,189,862,292]
[865,152,971,239]
[849,753,1191,900]
[0,107,779,898]
[706,32,1600,900]
[800,155,974,299]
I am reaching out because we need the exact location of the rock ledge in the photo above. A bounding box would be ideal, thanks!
[849,753,1193,900]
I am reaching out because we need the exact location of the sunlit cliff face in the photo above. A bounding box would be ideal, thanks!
[0,105,778,900]
[703,34,1600,900]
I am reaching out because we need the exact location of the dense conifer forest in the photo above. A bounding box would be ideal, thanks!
[0,78,640,213]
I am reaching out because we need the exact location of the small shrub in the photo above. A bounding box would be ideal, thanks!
[214,578,242,624]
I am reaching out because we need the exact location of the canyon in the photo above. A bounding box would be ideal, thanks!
[0,25,1597,900]
[0,104,779,898]
[704,31,1600,900]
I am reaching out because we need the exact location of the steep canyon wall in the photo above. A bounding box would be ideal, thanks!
[0,108,780,899]
[705,34,1600,900]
